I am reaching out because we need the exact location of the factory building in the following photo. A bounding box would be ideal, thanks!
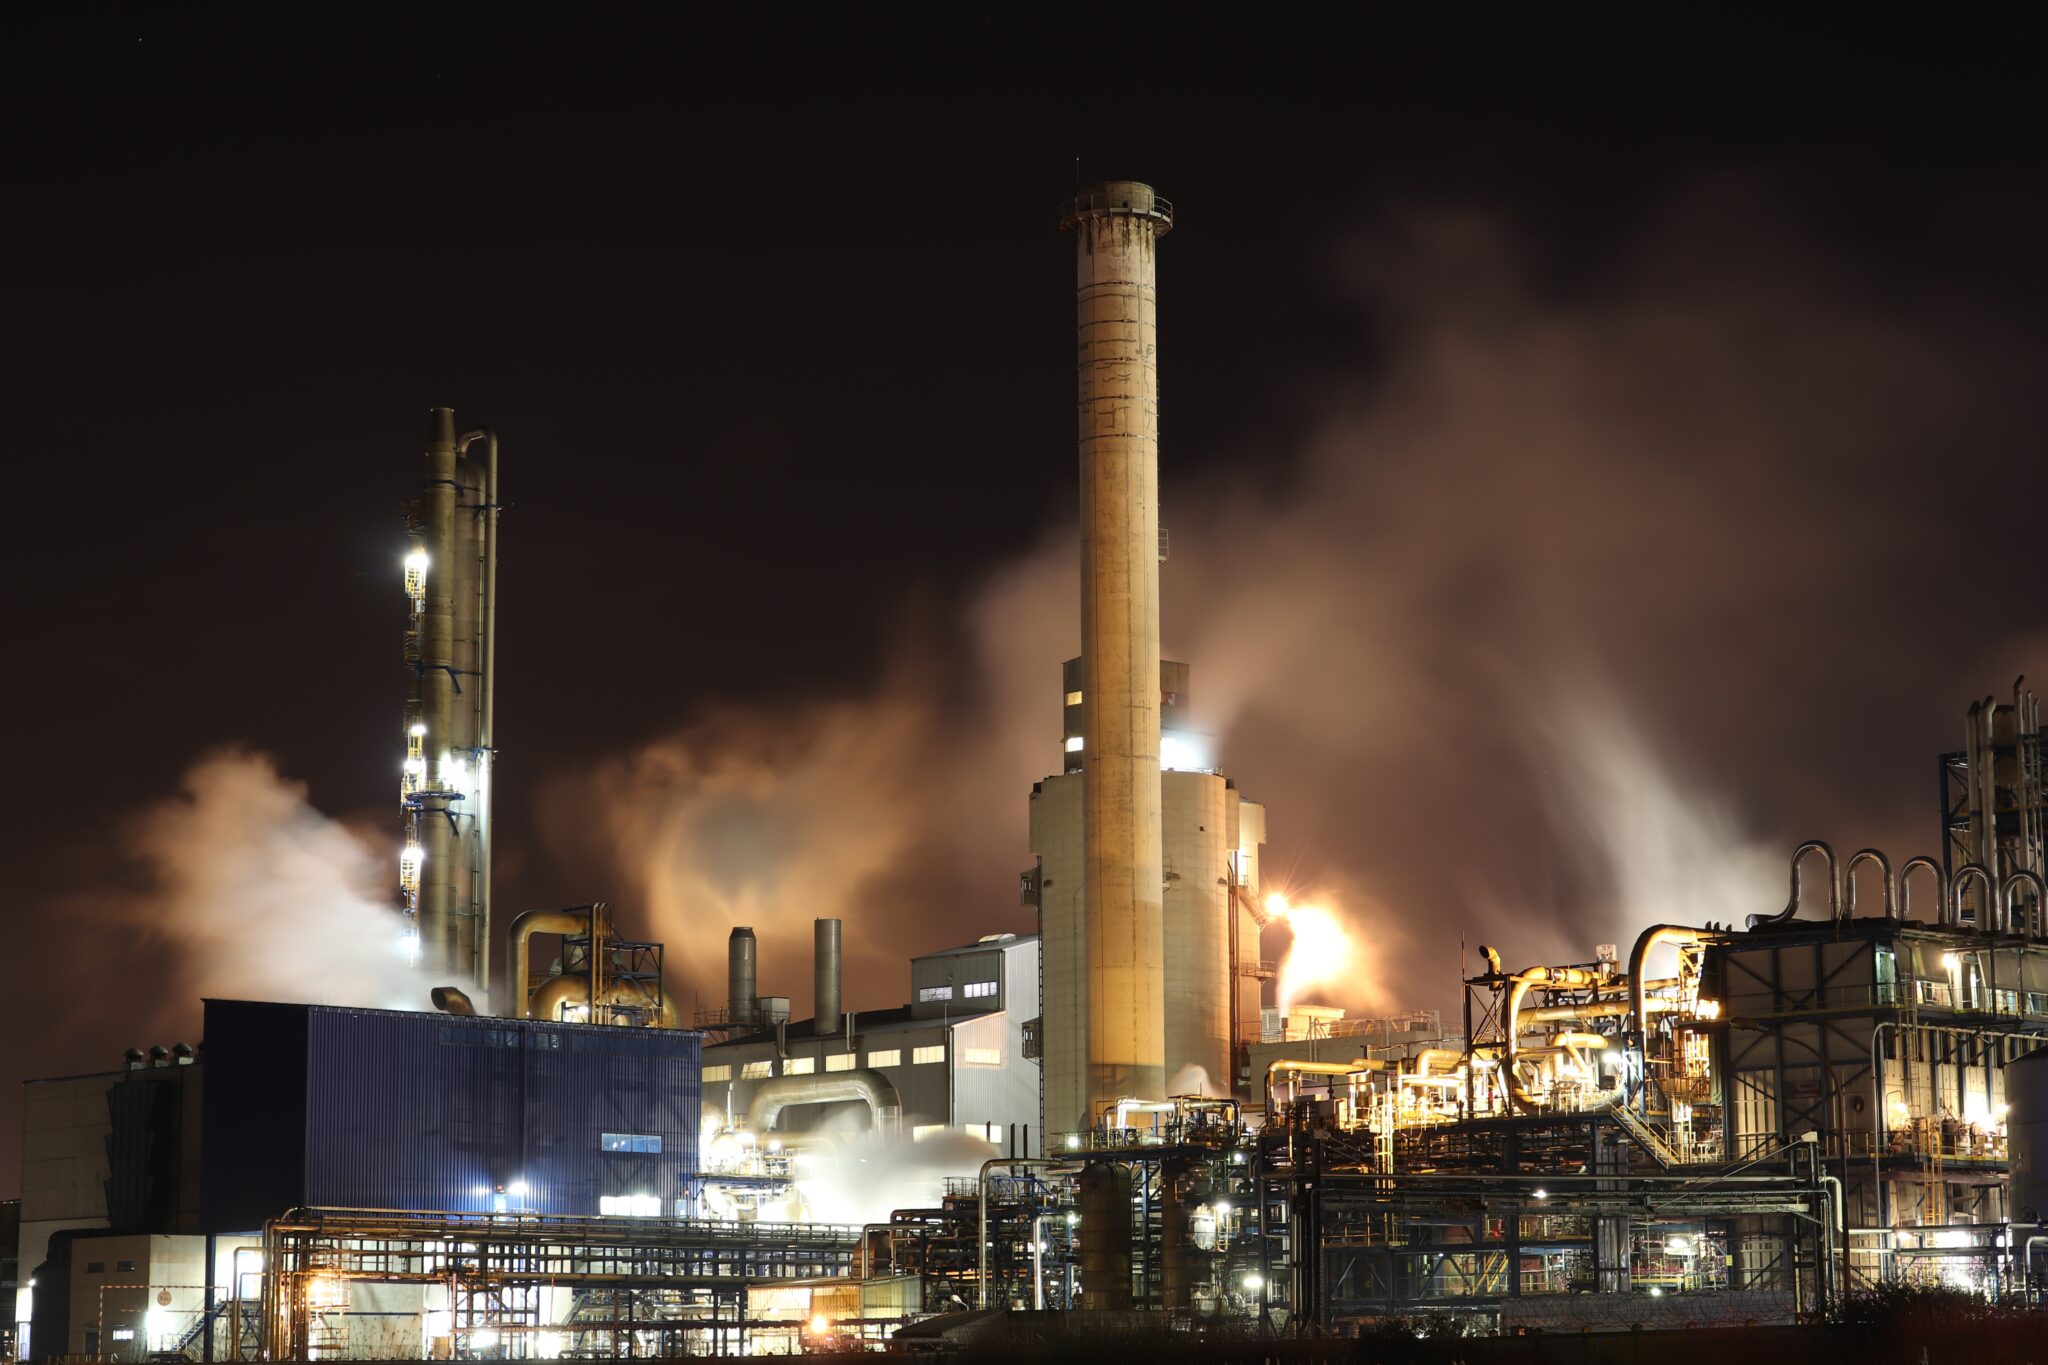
[702,931,1040,1149]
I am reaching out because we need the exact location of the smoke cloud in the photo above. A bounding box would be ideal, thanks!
[553,183,2042,1022]
[70,748,437,1036]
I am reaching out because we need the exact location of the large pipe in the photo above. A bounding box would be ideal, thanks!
[1063,181,1173,1114]
[746,1070,901,1133]
[1900,855,1945,923]
[728,927,758,1028]
[418,408,461,979]
[1748,839,1840,929]
[1503,966,1600,1110]
[509,905,596,1017]
[457,427,500,1003]
[814,918,842,1036]
[1627,926,1720,1046]
[1843,848,1896,921]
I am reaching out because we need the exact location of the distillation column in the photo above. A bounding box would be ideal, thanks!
[404,407,497,1002]
[1063,181,1172,1114]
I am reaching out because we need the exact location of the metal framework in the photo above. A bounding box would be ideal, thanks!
[260,1208,860,1359]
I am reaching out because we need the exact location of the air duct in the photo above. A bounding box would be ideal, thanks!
[815,918,842,1036]
[746,1069,901,1133]
[728,927,758,1028]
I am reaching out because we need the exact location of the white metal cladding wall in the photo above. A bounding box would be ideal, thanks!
[298,1007,700,1216]
[1032,775,1088,1135]
[1162,771,1229,1096]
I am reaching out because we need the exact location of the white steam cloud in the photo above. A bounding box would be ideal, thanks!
[82,749,436,1027]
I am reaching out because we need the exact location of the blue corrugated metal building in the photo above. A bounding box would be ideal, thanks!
[201,1000,700,1231]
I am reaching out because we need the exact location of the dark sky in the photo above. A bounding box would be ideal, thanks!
[7,16,2048,1195]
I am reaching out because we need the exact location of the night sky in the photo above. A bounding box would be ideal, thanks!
[8,16,2048,1195]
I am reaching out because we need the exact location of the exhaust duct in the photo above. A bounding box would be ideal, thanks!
[815,917,842,1036]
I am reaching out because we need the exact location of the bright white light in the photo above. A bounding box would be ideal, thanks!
[1265,892,1291,919]
[405,550,429,573]
[1066,1134,1081,1150]
[1602,1050,1622,1066]
[1215,1200,1232,1216]
[1160,732,1210,772]
[471,1328,499,1348]
[1943,952,1960,971]
[1243,1273,1264,1292]
[1649,1287,1663,1298]
[1232,1151,1246,1164]
[508,1180,528,1198]
[409,722,427,737]
[1276,900,1355,1013]
[1064,736,1084,753]
[1066,1212,1079,1226]
[1533,1188,1548,1200]
[808,1315,829,1336]
[1667,1236,1690,1254]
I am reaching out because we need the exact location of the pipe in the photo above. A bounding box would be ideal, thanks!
[1844,848,1896,921]
[1106,1097,1176,1134]
[430,986,475,1016]
[1749,839,1840,929]
[1627,926,1720,1050]
[508,905,597,1018]
[1900,856,1945,923]
[529,972,680,1029]
[746,1069,902,1133]
[1261,1058,1382,1117]
[1504,966,1601,1110]
[418,408,460,979]
[1951,863,1995,930]
[814,918,842,1036]
[457,428,499,1004]
[2003,869,2046,938]
[728,927,758,1028]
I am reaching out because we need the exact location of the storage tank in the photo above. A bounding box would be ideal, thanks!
[2010,1047,2048,1224]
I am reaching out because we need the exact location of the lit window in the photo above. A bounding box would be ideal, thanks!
[961,1047,1003,1067]
[601,1133,662,1153]
[1064,736,1084,753]
[920,986,954,1003]
[867,1049,902,1068]
[1065,691,1083,706]
[742,1060,773,1079]
[703,1064,732,1082]
[825,1053,855,1072]
[598,1195,662,1217]
[111,1331,135,1343]
[912,1045,946,1065]
[963,1122,999,1140]
[911,1124,946,1141]
[784,1057,815,1075]
[963,981,998,999]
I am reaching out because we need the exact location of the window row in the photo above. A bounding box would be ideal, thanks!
[702,1045,953,1082]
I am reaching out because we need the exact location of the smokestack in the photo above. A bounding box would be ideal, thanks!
[728,927,758,1028]
[415,408,460,978]
[1061,181,1172,1111]
[814,918,842,1036]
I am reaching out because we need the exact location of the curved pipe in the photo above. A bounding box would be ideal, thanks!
[1748,840,1840,929]
[430,986,476,1016]
[530,972,681,1029]
[1843,849,1896,921]
[1261,1058,1382,1117]
[1950,863,1995,930]
[1899,856,1945,924]
[1478,944,1503,975]
[747,1069,902,1133]
[1628,926,1721,1052]
[1504,966,1600,1111]
[2003,870,2047,938]
[509,905,599,1018]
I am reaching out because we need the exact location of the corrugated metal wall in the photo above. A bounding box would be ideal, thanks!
[202,1000,700,1228]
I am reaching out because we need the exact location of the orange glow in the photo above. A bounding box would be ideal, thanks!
[1275,897,1354,1013]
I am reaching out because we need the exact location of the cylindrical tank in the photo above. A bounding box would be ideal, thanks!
[815,918,842,1036]
[1062,180,1172,1116]
[2010,1047,2048,1225]
[727,927,757,1028]
[1078,1162,1134,1311]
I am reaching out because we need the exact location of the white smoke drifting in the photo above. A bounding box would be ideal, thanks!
[80,749,437,1027]
[553,188,2037,1022]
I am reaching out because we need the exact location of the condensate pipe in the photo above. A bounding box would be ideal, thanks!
[2003,869,2047,938]
[1843,848,1896,921]
[1107,1097,1177,1135]
[1899,856,1945,924]
[1950,864,1995,930]
[1748,839,1840,930]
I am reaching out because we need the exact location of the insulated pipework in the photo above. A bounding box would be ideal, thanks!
[401,409,498,1003]
[1062,181,1173,1115]
[728,927,758,1028]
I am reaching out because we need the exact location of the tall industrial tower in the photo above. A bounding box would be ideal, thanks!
[1030,185,1272,1139]
[400,409,499,1003]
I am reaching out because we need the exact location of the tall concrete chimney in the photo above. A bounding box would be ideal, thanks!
[1061,181,1172,1114]
[814,918,842,1036]
[727,927,758,1028]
